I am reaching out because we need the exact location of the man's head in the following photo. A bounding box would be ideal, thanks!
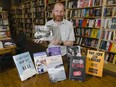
[52,3,65,22]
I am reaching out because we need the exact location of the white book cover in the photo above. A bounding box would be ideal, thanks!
[46,55,66,83]
[34,25,53,41]
[13,52,36,81]
[33,52,47,74]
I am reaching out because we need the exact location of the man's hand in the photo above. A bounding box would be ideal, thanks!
[51,39,62,45]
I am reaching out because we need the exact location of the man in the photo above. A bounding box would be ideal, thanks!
[45,2,75,56]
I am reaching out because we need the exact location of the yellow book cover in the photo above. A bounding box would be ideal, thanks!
[86,50,104,77]
[113,55,116,64]
[91,29,98,38]
[110,43,116,53]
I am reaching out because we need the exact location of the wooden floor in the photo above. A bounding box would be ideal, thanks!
[0,63,116,87]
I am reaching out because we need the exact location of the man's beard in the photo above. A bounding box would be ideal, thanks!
[53,15,63,22]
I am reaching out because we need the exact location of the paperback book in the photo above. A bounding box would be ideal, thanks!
[33,52,47,74]
[47,46,61,56]
[69,56,86,81]
[86,50,104,77]
[46,55,66,83]
[13,52,36,81]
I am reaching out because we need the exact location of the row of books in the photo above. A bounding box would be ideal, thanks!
[75,37,98,48]
[68,8,101,18]
[107,0,116,5]
[101,30,114,40]
[105,52,116,64]
[70,19,101,28]
[13,46,105,82]
[68,0,102,8]
[74,28,100,38]
[104,7,116,17]
[100,41,116,53]
[103,18,116,29]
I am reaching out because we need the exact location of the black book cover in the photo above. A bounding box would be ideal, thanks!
[69,56,86,81]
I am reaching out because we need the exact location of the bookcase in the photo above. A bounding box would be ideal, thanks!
[0,11,10,39]
[10,0,116,75]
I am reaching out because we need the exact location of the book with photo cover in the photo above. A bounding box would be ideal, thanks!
[47,46,61,56]
[33,51,47,74]
[69,56,86,81]
[67,46,81,59]
[13,52,36,81]
[34,25,53,41]
[46,55,66,83]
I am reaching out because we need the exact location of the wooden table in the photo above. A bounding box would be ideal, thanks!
[0,46,16,55]
[0,58,116,87]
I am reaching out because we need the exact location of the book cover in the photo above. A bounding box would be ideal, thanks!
[110,43,116,53]
[46,55,66,83]
[69,56,86,81]
[33,52,47,74]
[67,46,81,58]
[91,29,98,38]
[13,52,36,81]
[34,25,53,41]
[47,46,61,56]
[86,50,104,77]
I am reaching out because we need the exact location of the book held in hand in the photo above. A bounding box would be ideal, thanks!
[13,52,36,81]
[46,55,66,83]
[34,25,53,42]
[69,56,86,81]
[33,52,47,74]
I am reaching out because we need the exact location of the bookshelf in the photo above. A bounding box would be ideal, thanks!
[0,11,10,39]
[9,0,116,75]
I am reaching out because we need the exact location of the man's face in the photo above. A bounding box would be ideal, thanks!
[52,4,65,22]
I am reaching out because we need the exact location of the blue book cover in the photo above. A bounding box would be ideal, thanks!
[47,46,61,56]
[33,52,47,74]
[13,52,36,81]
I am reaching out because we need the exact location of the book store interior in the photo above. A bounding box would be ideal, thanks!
[0,0,116,87]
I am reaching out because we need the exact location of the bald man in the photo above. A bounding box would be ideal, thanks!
[46,3,75,56]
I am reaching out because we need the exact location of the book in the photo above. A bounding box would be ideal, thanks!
[46,55,66,83]
[69,56,86,81]
[47,46,61,56]
[13,52,36,81]
[34,25,53,41]
[33,52,47,74]
[1,38,15,47]
[86,50,104,77]
[67,46,81,58]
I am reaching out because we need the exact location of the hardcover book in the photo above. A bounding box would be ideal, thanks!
[69,56,86,81]
[34,25,53,41]
[46,55,66,83]
[33,52,47,74]
[47,46,61,56]
[13,52,36,81]
[86,50,104,77]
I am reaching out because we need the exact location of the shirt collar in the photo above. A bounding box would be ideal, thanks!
[52,19,66,25]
